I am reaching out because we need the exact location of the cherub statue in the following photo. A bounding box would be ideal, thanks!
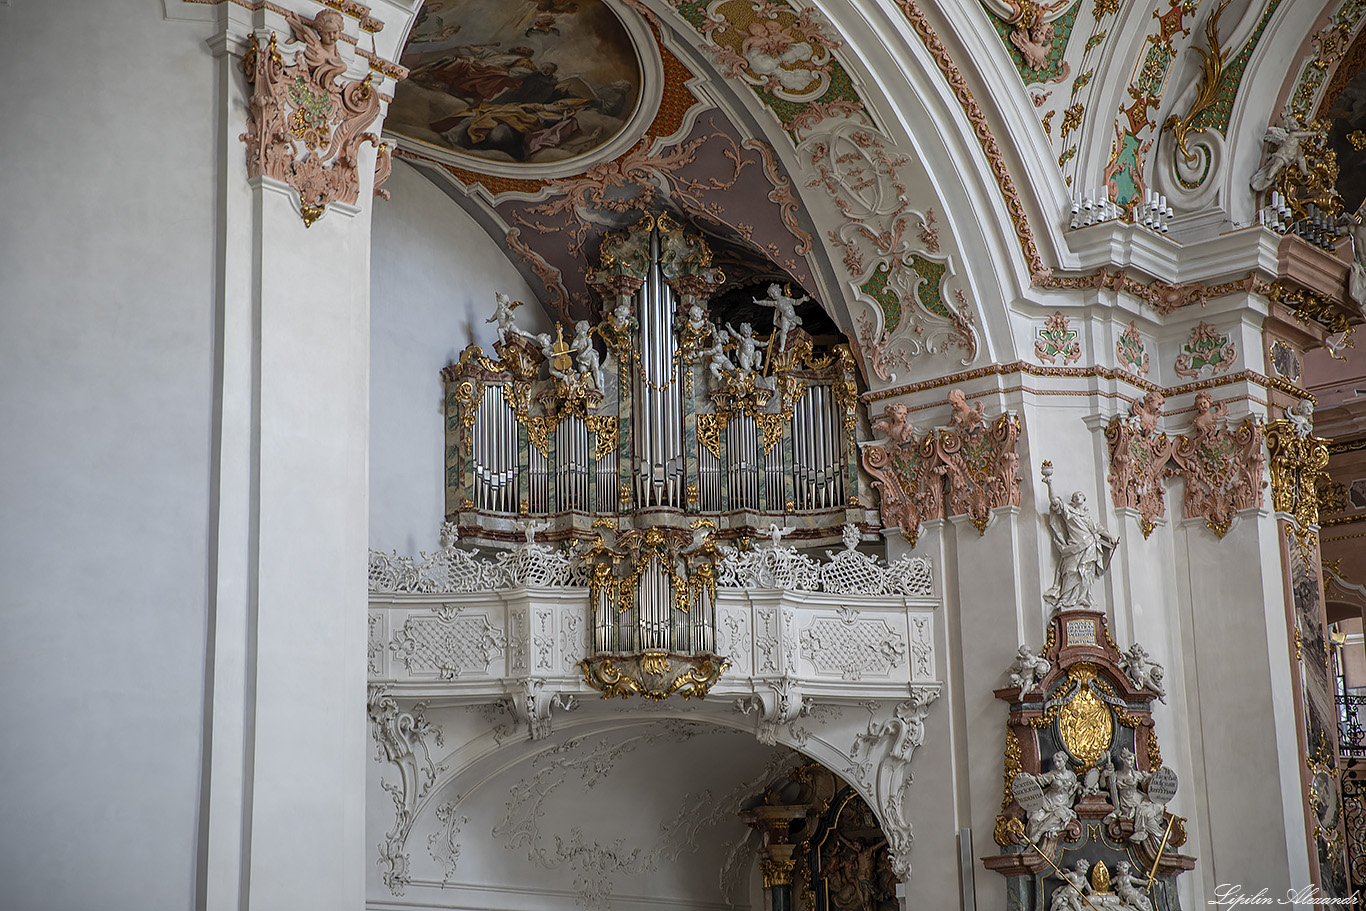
[1020,750,1080,843]
[1102,747,1169,844]
[1127,390,1165,437]
[686,303,710,336]
[1007,645,1050,692]
[701,333,735,383]
[726,322,765,376]
[754,283,807,352]
[284,8,348,88]
[1041,465,1118,611]
[1250,113,1320,192]
[487,291,536,347]
[539,328,575,384]
[1049,860,1092,911]
[1010,17,1056,71]
[872,402,916,445]
[947,388,984,430]
[1112,861,1153,911]
[1286,398,1314,439]
[570,320,604,391]
[1119,642,1166,703]
[609,300,634,330]
[1190,391,1228,441]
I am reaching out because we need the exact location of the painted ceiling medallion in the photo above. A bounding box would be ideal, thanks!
[388,0,661,178]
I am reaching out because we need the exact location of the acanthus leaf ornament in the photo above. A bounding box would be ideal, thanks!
[240,11,388,226]
[846,687,942,878]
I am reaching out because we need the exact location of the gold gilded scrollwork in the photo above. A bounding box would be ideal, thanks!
[585,415,618,462]
[755,413,784,454]
[697,413,724,459]
[1162,0,1231,165]
[994,726,1025,846]
[1265,419,1331,536]
[577,653,728,701]
[761,859,797,888]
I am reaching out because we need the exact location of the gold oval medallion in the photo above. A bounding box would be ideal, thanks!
[1057,664,1113,768]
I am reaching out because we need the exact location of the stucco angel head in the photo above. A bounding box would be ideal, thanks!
[313,9,344,46]
[1194,390,1213,413]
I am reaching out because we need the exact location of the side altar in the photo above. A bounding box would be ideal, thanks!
[984,464,1195,911]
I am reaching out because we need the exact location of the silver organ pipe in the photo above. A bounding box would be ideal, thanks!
[633,229,684,508]
[556,416,589,511]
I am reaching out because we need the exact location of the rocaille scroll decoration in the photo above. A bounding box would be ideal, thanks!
[240,10,390,226]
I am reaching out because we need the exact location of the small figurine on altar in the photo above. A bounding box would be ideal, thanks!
[1048,860,1092,911]
[570,320,604,391]
[1102,747,1169,844]
[726,322,765,376]
[1041,463,1118,611]
[1018,750,1079,843]
[754,283,806,352]
[1112,862,1154,911]
[1119,642,1166,703]
[1007,644,1050,692]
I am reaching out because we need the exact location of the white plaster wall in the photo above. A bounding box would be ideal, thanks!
[0,2,217,908]
[369,163,545,554]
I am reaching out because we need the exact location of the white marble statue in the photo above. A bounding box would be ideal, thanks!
[570,320,604,391]
[1337,212,1366,307]
[487,291,536,346]
[1119,643,1166,703]
[1112,861,1154,911]
[765,523,796,547]
[1008,645,1050,692]
[725,322,765,376]
[701,333,735,383]
[1102,748,1168,844]
[538,330,575,385]
[1020,750,1079,843]
[685,303,710,337]
[1049,860,1092,911]
[754,283,806,352]
[1286,398,1314,439]
[1249,114,1319,192]
[1042,464,1118,611]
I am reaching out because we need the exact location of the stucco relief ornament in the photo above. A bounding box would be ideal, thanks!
[1169,392,1265,537]
[1041,463,1117,612]
[1105,392,1172,538]
[1114,322,1149,376]
[1035,311,1081,365]
[1172,322,1236,379]
[240,10,385,226]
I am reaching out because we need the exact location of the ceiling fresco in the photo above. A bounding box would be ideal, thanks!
[387,0,994,382]
[391,0,645,168]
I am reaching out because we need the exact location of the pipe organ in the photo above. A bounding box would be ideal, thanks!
[442,214,866,698]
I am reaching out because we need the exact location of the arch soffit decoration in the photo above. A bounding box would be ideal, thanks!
[376,697,941,892]
[379,0,1144,384]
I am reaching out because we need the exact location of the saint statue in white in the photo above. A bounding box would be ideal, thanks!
[1041,464,1118,611]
